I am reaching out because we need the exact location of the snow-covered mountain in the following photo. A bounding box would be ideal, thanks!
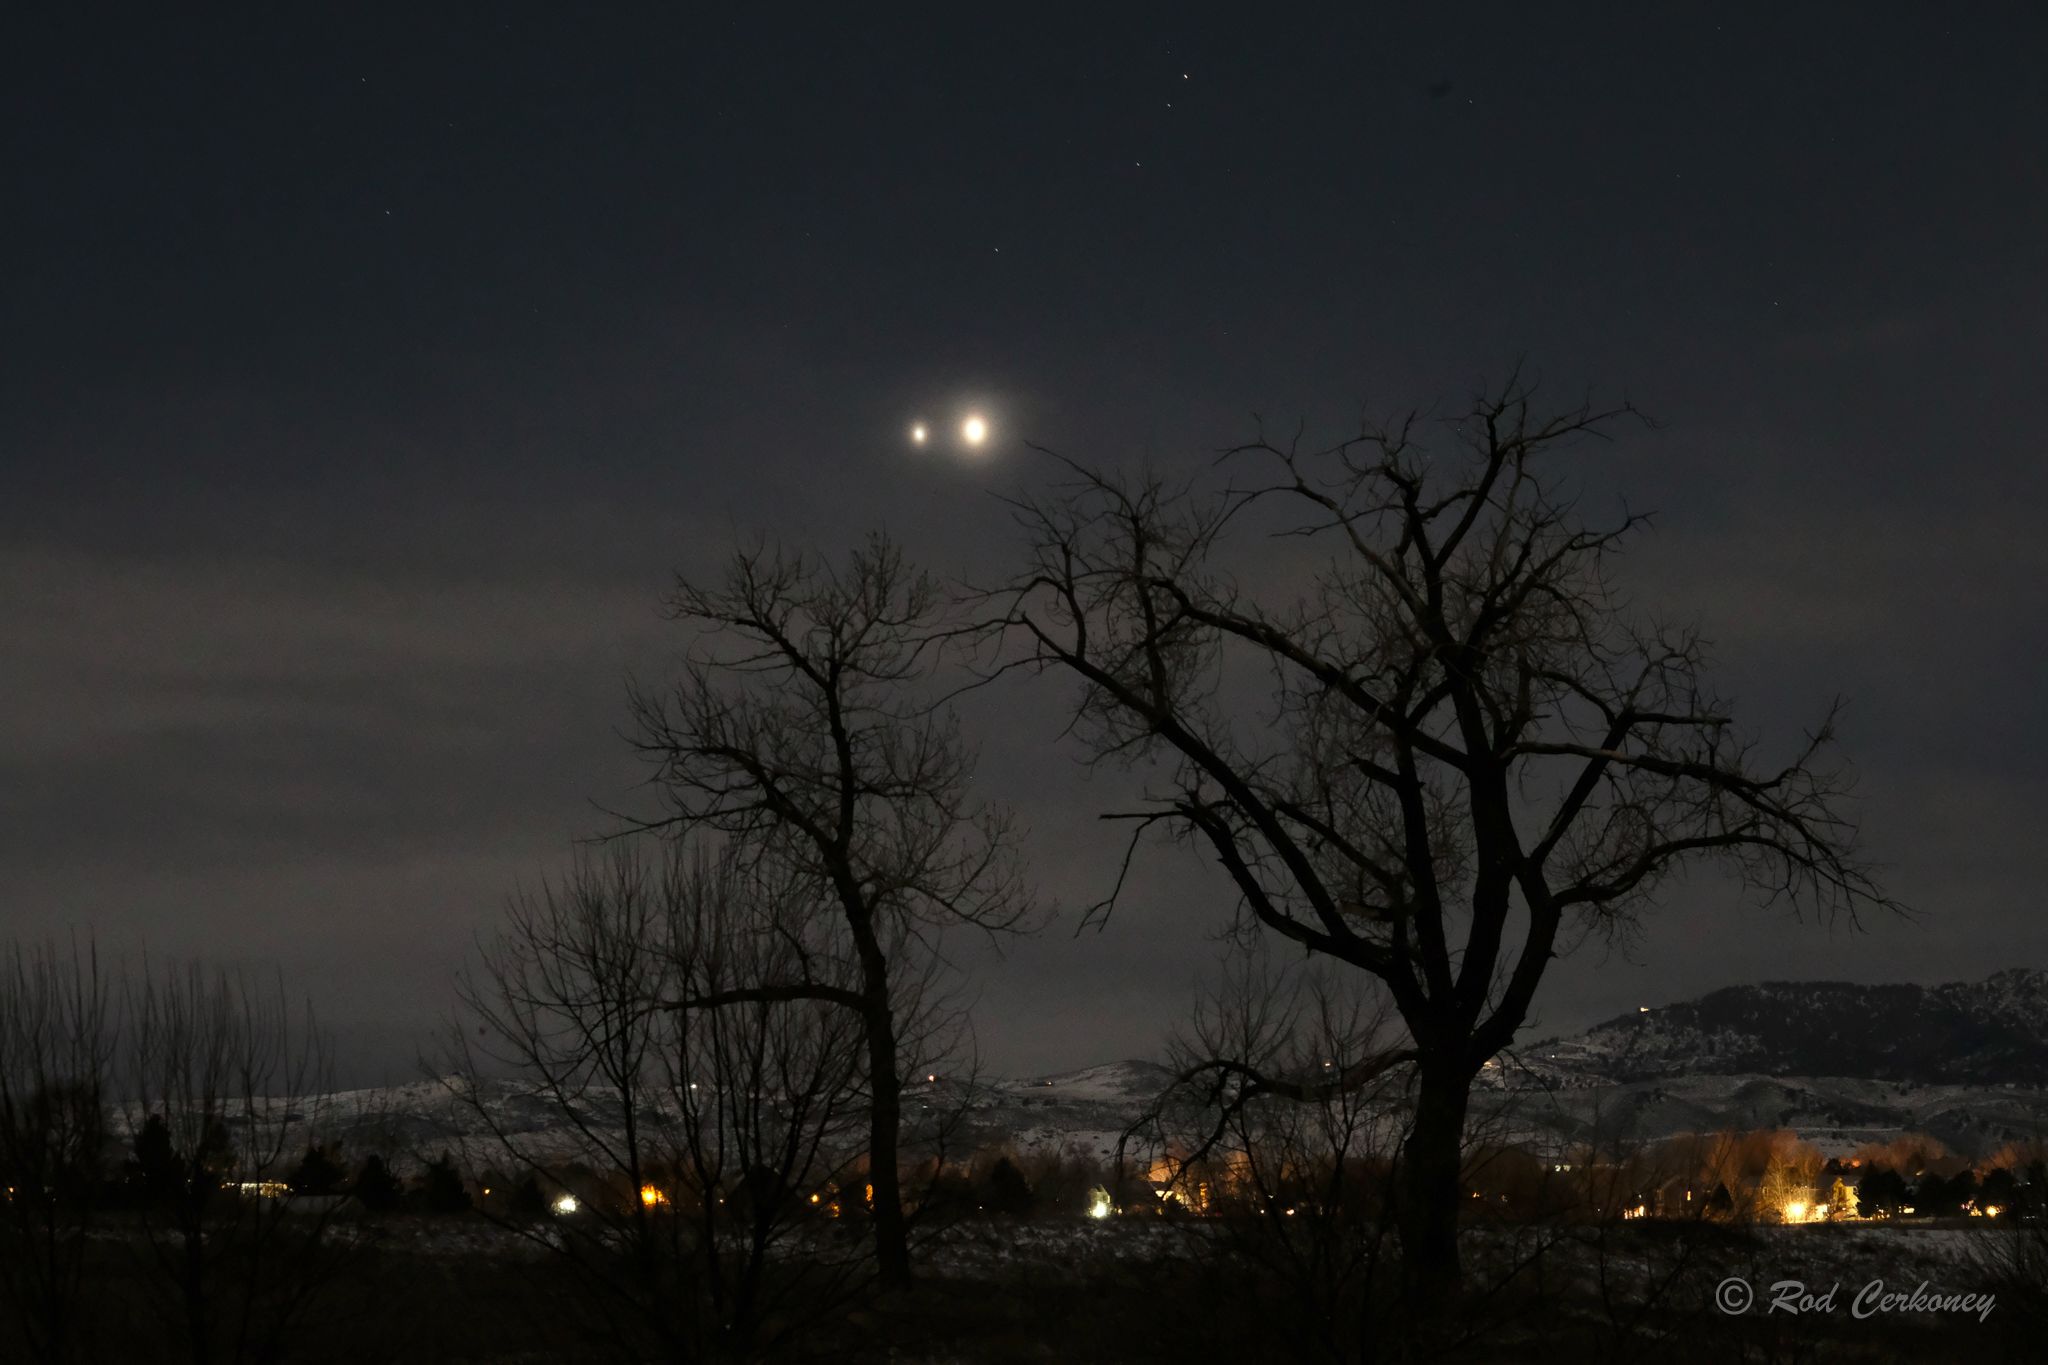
[1529,969,2048,1086]
[285,972,2048,1169]
[952,1061,1183,1165]
[291,1063,1190,1172]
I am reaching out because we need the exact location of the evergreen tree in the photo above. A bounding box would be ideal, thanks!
[190,1115,235,1195]
[289,1143,347,1196]
[1913,1172,1957,1217]
[1856,1166,1907,1217]
[1950,1169,1980,1215]
[132,1112,179,1202]
[978,1157,1034,1216]
[738,1163,786,1219]
[420,1151,472,1214]
[509,1175,549,1222]
[353,1153,402,1213]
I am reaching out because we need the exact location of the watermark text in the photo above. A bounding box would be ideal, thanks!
[1714,1276,1995,1323]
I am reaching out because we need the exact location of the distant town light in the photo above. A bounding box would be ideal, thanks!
[640,1185,667,1208]
[552,1193,579,1216]
[1087,1189,1113,1220]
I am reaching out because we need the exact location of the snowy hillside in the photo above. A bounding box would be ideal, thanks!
[266,973,2048,1169]
[1530,969,2048,1085]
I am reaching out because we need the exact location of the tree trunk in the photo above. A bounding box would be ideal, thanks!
[1394,1053,1472,1309]
[862,986,912,1290]
[845,906,912,1291]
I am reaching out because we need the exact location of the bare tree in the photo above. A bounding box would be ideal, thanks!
[451,839,874,1361]
[990,377,1896,1301]
[0,938,114,1364]
[625,534,1032,1288]
[1126,955,1413,1363]
[123,962,343,1365]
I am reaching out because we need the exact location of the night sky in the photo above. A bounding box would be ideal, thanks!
[6,7,2045,1083]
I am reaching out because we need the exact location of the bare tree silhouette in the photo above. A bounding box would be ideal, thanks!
[624,533,1034,1288]
[0,938,113,1364]
[452,840,875,1360]
[988,375,1897,1302]
[123,961,347,1365]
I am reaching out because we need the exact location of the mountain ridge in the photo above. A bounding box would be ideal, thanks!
[283,971,2048,1168]
[1530,968,2048,1087]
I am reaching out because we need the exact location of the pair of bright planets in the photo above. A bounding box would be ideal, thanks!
[909,414,990,451]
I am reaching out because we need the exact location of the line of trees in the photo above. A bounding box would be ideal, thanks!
[0,941,364,1365]
[447,842,887,1358]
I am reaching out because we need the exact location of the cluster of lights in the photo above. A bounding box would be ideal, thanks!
[482,1158,2023,1230]
[907,414,991,451]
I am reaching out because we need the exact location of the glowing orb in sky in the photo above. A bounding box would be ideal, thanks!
[909,421,928,445]
[961,414,989,446]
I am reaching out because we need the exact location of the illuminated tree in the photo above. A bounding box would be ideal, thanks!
[625,535,1033,1288]
[1756,1159,1814,1223]
[992,377,1896,1301]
